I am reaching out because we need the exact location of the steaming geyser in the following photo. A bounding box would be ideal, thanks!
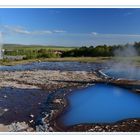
[103,46,140,80]
[103,61,140,80]
[0,32,3,59]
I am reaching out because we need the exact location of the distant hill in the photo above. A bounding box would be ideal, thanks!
[3,44,78,50]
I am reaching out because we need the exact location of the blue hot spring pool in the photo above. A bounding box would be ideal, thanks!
[59,84,140,126]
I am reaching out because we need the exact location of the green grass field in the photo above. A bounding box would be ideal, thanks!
[3,44,77,59]
[2,44,140,66]
[3,44,76,50]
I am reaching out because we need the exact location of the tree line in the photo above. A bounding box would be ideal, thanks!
[4,42,140,59]
[61,42,140,57]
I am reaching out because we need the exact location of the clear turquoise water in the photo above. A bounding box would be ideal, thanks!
[60,84,140,126]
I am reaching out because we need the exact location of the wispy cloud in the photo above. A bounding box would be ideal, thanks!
[91,32,98,36]
[53,30,66,33]
[31,30,53,35]
[2,25,66,35]
[91,32,140,38]
[3,25,31,35]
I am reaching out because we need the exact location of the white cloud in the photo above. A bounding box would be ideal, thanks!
[0,32,3,37]
[54,30,66,33]
[3,25,31,35]
[31,30,52,35]
[91,32,140,38]
[91,32,98,36]
[2,25,65,35]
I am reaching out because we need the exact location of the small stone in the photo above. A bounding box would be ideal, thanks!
[53,99,61,103]
[113,125,118,128]
[88,129,94,132]
[49,127,53,131]
[105,125,109,129]
[4,95,7,98]
[4,108,9,112]
[29,120,34,123]
[98,128,103,131]
[45,114,49,118]
[134,120,138,122]
[30,114,34,118]
[95,126,100,129]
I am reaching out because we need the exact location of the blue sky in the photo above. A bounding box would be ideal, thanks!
[0,8,140,46]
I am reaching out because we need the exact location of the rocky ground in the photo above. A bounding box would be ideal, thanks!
[0,70,100,132]
[0,69,140,132]
[35,83,140,132]
[67,119,140,132]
